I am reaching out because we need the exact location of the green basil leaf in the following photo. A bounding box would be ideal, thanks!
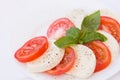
[54,27,81,48]
[54,36,78,48]
[66,27,80,39]
[81,10,100,31]
[79,31,107,44]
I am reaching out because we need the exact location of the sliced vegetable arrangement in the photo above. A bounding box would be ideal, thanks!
[14,36,48,62]
[14,9,120,79]
[85,40,111,72]
[47,18,75,40]
[99,16,120,43]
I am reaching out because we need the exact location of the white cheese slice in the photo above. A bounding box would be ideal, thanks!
[66,9,87,29]
[98,30,120,61]
[66,45,96,79]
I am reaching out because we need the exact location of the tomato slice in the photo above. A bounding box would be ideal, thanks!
[46,47,76,75]
[14,36,48,63]
[99,16,120,43]
[85,40,111,72]
[47,18,75,40]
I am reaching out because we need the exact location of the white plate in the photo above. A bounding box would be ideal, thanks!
[11,0,120,80]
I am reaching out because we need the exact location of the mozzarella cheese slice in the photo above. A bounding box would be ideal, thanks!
[26,40,64,72]
[98,30,120,61]
[66,45,96,79]
[66,9,87,29]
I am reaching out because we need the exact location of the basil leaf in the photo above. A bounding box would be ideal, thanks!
[81,10,100,31]
[79,31,107,44]
[66,27,80,39]
[54,36,77,48]
[55,27,80,48]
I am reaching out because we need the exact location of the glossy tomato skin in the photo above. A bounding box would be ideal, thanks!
[14,36,48,63]
[46,47,76,75]
[85,40,111,72]
[47,18,75,40]
[99,16,120,43]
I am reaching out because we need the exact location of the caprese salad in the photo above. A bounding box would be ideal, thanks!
[14,9,120,79]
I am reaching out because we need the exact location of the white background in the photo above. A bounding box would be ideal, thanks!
[0,0,120,80]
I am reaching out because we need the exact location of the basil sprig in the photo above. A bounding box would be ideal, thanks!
[54,10,107,48]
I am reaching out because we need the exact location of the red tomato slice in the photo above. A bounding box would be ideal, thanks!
[46,47,76,75]
[85,40,111,72]
[99,16,120,43]
[47,18,75,40]
[14,36,48,63]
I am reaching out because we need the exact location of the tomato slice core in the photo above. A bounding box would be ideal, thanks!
[99,16,120,43]
[14,36,48,63]
[47,18,75,40]
[46,47,76,75]
[85,40,111,72]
